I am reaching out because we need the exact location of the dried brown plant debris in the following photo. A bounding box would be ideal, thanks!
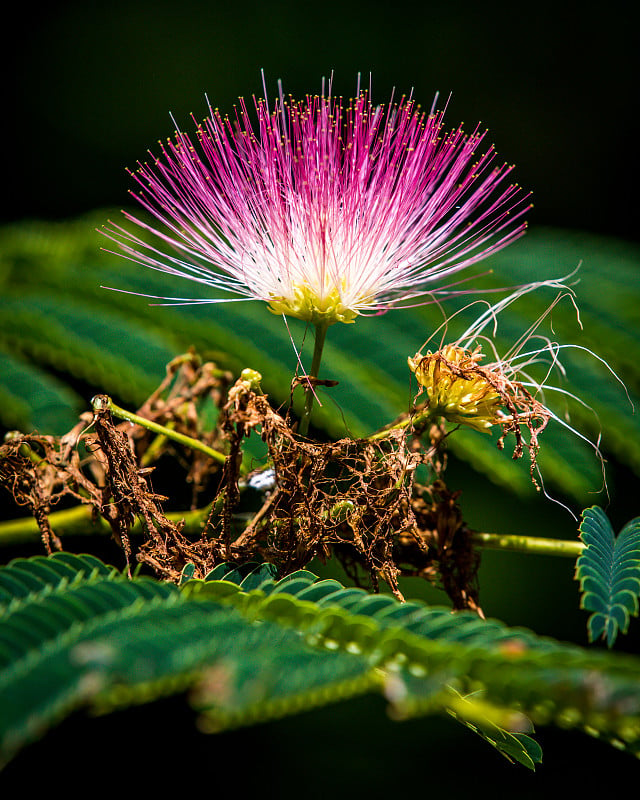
[0,432,95,553]
[403,481,483,615]
[0,353,232,579]
[208,375,479,606]
[90,396,207,578]
[125,350,232,504]
[1,355,484,611]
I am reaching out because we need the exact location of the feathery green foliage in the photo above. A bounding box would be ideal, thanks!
[0,349,82,435]
[576,506,640,647]
[3,554,640,772]
[0,214,638,502]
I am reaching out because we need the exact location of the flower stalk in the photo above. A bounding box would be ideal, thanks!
[298,322,329,437]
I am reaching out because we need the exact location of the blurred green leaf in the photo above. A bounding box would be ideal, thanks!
[5,553,640,770]
[0,348,82,434]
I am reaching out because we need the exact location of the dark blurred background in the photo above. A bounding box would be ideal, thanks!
[4,0,639,241]
[2,0,639,791]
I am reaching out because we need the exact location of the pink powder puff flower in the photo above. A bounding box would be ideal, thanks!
[103,77,531,327]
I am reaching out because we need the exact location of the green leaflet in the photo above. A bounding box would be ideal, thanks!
[576,506,640,647]
[0,553,113,611]
[445,688,544,770]
[0,214,638,501]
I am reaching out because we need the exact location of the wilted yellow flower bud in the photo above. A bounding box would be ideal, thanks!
[408,345,504,432]
[240,368,263,388]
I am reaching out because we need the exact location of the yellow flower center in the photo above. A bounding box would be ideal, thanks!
[267,285,360,325]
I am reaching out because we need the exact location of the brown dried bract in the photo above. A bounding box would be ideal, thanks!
[90,397,189,577]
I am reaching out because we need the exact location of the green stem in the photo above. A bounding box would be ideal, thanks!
[298,322,329,438]
[471,531,584,558]
[93,396,229,468]
[0,504,212,547]
[368,409,434,442]
[17,442,45,465]
[0,504,584,559]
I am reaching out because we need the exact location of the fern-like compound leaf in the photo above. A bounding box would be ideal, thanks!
[0,555,372,769]
[3,553,640,771]
[576,506,640,647]
[190,566,640,757]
